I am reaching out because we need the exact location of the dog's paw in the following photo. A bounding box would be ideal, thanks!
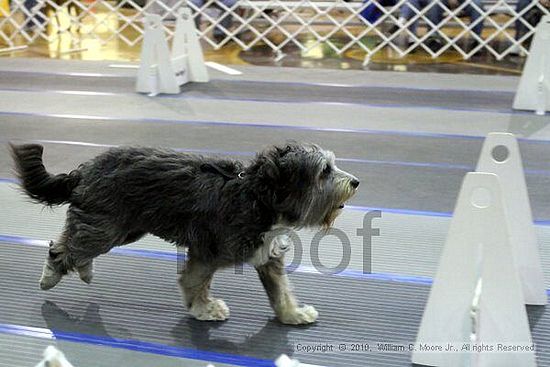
[77,262,94,284]
[278,305,318,325]
[190,298,230,321]
[39,262,62,291]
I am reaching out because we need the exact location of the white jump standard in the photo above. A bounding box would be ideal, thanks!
[514,15,550,115]
[413,132,546,367]
[136,7,209,96]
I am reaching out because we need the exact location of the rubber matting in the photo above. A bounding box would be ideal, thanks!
[2,117,550,218]
[5,182,550,286]
[2,242,550,367]
[1,59,549,367]
[0,71,515,112]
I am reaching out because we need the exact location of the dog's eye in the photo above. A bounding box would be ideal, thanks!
[322,164,331,177]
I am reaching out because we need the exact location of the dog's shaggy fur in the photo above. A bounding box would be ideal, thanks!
[10,142,359,325]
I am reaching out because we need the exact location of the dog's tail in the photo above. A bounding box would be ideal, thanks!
[9,143,81,206]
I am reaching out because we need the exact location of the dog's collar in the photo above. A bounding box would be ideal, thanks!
[200,163,246,181]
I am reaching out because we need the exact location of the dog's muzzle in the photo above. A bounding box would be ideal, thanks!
[336,172,360,209]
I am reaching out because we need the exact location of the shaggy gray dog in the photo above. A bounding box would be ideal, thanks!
[10,142,359,325]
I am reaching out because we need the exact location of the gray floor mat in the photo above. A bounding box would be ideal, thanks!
[0,59,548,367]
[0,71,515,112]
[2,243,550,367]
[2,125,550,218]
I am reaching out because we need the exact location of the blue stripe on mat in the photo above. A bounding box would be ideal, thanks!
[0,109,548,144]
[3,233,550,292]
[0,81,523,115]
[0,234,432,284]
[345,205,550,226]
[5,138,550,175]
[0,68,518,92]
[0,109,487,138]
[2,179,550,224]
[0,323,275,366]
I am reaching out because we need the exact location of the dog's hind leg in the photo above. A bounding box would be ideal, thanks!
[74,226,146,285]
[178,259,229,321]
[256,256,318,325]
[69,213,136,285]
[40,236,69,290]
[41,207,131,290]
[74,229,146,286]
[40,225,95,290]
[76,230,145,284]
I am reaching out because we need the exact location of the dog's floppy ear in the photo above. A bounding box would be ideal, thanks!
[249,143,313,222]
[256,151,281,184]
[252,143,299,185]
[247,145,290,209]
[251,146,282,191]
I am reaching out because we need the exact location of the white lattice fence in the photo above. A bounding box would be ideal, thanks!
[0,0,548,62]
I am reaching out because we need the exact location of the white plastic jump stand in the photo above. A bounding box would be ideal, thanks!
[34,346,75,367]
[412,173,536,367]
[513,15,550,114]
[136,8,209,96]
[476,132,547,306]
[536,74,546,116]
[172,8,208,83]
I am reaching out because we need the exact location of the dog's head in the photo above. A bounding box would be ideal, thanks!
[248,142,359,228]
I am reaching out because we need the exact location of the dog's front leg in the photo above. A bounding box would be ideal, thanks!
[178,259,229,321]
[256,257,318,325]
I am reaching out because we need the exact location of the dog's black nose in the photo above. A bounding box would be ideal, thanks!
[351,179,360,188]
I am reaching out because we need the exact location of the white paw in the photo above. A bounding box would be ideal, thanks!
[39,262,62,291]
[190,298,230,321]
[278,305,318,325]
